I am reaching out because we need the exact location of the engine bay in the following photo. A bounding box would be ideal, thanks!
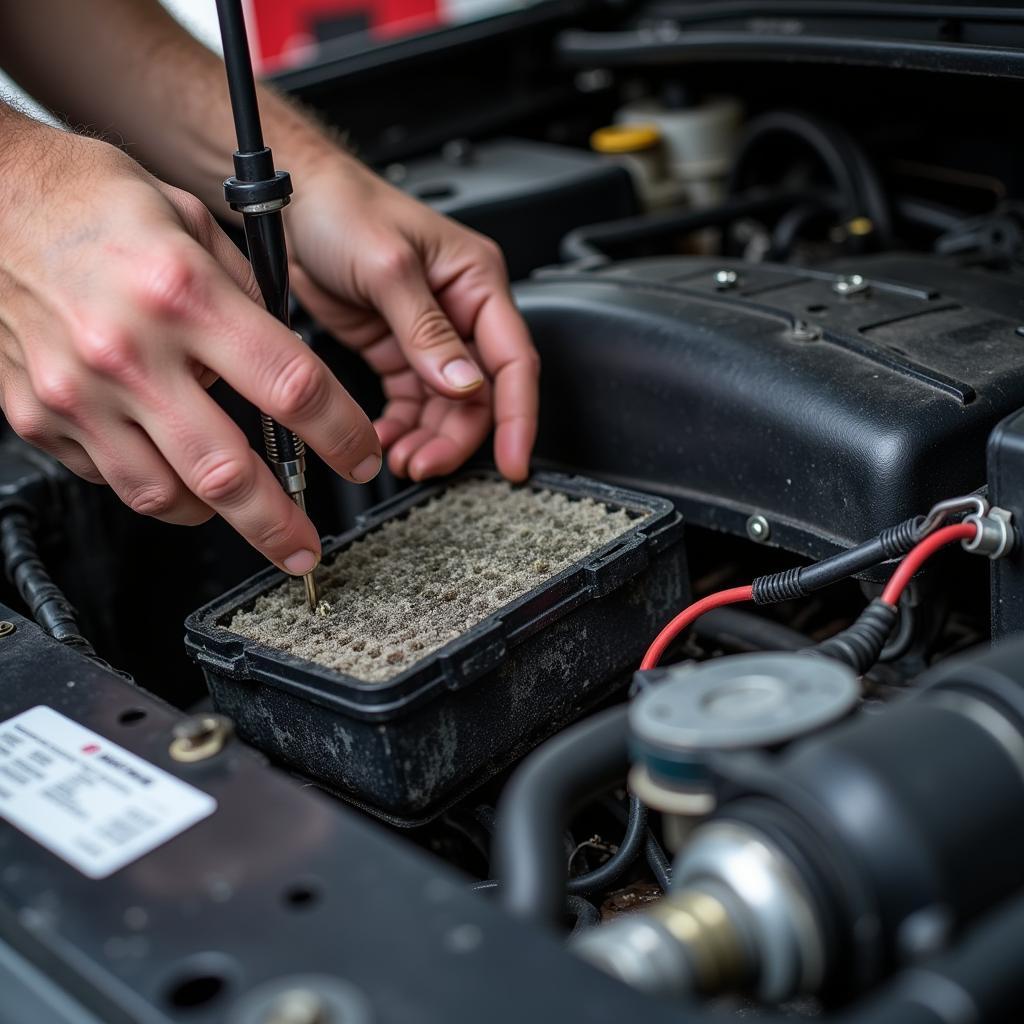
[6,2,1024,1021]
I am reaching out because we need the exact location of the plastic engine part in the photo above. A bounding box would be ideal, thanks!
[184,472,688,825]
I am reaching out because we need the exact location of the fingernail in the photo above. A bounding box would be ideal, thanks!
[283,549,318,575]
[442,357,483,390]
[351,454,382,483]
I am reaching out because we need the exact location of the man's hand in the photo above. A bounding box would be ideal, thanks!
[0,0,540,486]
[0,121,382,575]
[285,156,539,482]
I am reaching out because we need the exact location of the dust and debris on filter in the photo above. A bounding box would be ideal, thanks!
[226,478,644,683]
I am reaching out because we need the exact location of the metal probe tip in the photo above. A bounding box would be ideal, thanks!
[291,489,320,612]
[302,569,319,612]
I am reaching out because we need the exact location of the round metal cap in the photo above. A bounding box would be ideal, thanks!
[631,653,859,755]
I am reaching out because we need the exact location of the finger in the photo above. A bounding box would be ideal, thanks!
[408,434,480,481]
[189,273,383,486]
[137,381,323,573]
[166,187,264,306]
[407,403,491,480]
[374,397,422,449]
[386,395,491,481]
[40,437,104,485]
[371,258,486,400]
[0,377,104,483]
[466,292,539,482]
[83,421,214,526]
[387,426,436,478]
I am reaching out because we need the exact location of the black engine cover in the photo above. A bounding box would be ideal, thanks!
[519,254,1024,557]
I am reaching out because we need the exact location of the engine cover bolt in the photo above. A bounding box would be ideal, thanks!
[169,713,234,763]
[746,515,771,542]
[790,320,823,342]
[262,989,330,1024]
[714,269,739,289]
[832,273,870,297]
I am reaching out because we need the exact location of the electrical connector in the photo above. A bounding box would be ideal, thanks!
[962,507,1015,559]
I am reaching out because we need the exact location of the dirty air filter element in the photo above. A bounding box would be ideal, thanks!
[185,473,687,824]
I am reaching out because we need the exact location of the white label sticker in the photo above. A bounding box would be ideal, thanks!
[0,706,216,879]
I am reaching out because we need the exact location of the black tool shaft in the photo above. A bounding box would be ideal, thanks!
[214,0,318,609]
[214,0,264,154]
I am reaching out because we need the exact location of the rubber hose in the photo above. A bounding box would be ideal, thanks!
[495,705,630,928]
[566,796,648,897]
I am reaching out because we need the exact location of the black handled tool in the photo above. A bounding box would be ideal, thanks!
[214,0,318,610]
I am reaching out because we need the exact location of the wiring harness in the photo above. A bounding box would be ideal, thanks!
[641,495,1014,674]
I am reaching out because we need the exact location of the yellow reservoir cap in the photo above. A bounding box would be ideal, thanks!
[591,123,662,154]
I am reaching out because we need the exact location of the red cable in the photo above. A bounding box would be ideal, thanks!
[640,585,754,670]
[640,521,979,671]
[880,522,978,607]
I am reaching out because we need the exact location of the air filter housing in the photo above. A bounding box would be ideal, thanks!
[185,473,687,824]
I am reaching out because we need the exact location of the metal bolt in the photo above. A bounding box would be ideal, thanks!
[746,515,771,543]
[263,989,330,1024]
[0,621,15,639]
[790,320,822,342]
[832,274,870,298]
[442,139,475,166]
[714,269,739,290]
[169,713,233,764]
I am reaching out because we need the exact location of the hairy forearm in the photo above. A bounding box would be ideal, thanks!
[0,0,347,213]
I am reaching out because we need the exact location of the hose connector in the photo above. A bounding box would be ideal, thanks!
[962,507,1015,560]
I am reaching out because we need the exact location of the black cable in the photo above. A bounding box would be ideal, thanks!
[559,190,813,263]
[728,110,892,245]
[566,895,601,934]
[879,601,915,662]
[809,599,899,675]
[0,511,91,653]
[768,200,835,260]
[566,796,648,898]
[495,705,630,929]
[645,832,673,892]
[752,516,923,605]
[472,880,603,935]
[695,607,811,652]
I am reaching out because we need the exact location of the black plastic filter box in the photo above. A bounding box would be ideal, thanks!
[184,473,688,825]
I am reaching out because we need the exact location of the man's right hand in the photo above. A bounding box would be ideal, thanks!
[0,123,382,576]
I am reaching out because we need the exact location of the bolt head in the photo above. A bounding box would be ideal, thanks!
[714,269,739,289]
[746,515,771,543]
[790,320,823,342]
[832,273,870,297]
[263,989,329,1024]
[169,714,233,763]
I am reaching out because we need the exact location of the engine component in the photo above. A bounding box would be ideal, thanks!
[185,473,687,824]
[575,638,1024,1003]
[523,253,1024,558]
[590,122,676,211]
[989,409,1024,638]
[612,94,743,208]
[629,653,859,831]
[0,605,687,1024]
[389,138,638,279]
